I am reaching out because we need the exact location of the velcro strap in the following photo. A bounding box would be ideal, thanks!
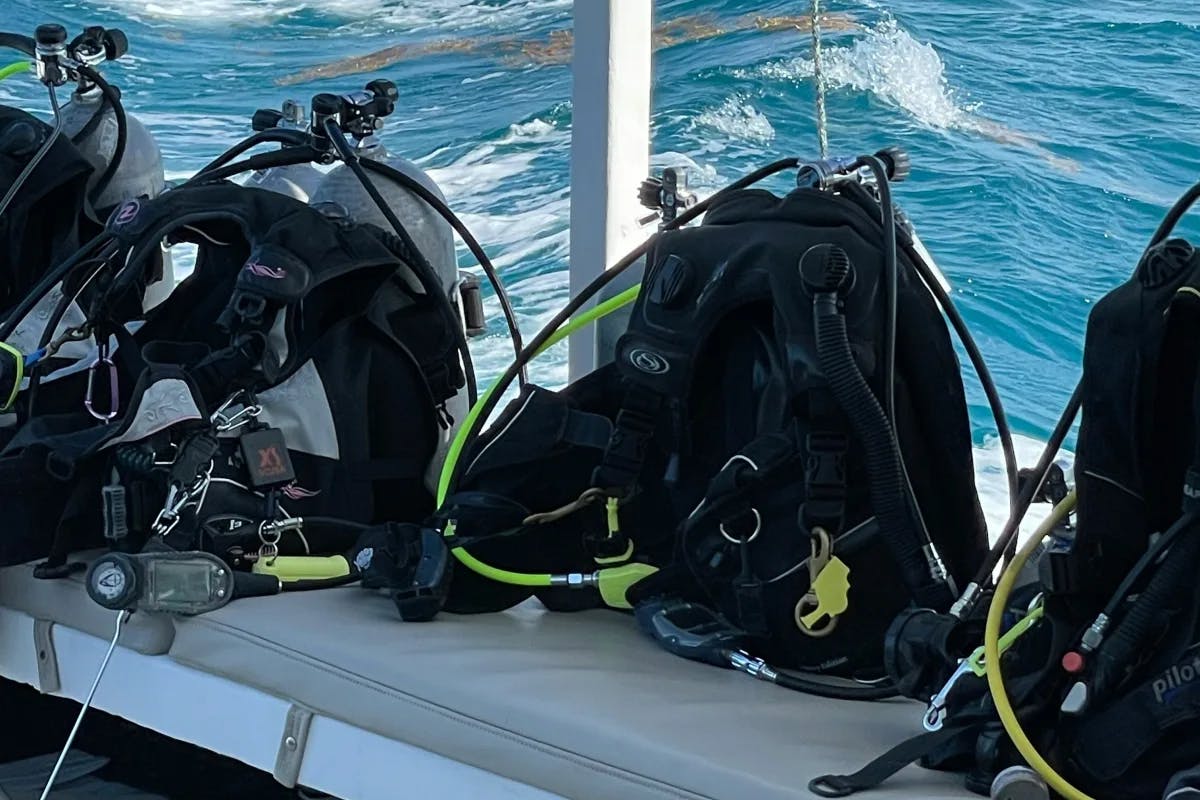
[562,409,614,451]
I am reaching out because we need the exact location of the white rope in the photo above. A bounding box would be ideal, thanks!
[39,610,129,800]
[810,0,829,158]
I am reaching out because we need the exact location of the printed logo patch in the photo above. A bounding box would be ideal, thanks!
[281,484,322,501]
[113,199,140,226]
[629,348,670,375]
[245,261,287,279]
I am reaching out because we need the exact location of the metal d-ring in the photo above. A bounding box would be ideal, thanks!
[720,507,762,544]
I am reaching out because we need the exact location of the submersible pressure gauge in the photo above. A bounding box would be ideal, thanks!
[87,551,240,615]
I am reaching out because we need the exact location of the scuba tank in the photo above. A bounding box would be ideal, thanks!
[244,99,324,201]
[56,26,173,310]
[307,81,470,489]
[309,81,458,299]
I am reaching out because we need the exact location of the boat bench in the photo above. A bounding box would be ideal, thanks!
[0,556,972,799]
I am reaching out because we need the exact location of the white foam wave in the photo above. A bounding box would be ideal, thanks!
[104,0,570,29]
[692,96,776,144]
[750,17,976,133]
[974,433,1074,548]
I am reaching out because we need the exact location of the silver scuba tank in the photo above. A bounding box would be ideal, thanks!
[309,88,468,491]
[243,99,324,202]
[311,136,459,298]
[58,27,173,310]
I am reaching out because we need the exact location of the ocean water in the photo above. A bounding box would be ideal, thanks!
[3,0,1199,538]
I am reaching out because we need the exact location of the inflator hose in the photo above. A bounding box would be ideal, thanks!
[0,34,35,56]
[985,490,1093,800]
[811,273,948,608]
[1089,515,1200,700]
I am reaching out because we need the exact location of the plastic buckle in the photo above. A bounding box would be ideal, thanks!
[803,431,847,528]
[805,432,848,495]
[590,409,656,492]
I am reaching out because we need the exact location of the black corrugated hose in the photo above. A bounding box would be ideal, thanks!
[810,246,951,609]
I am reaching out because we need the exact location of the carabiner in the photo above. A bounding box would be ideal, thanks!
[85,345,119,422]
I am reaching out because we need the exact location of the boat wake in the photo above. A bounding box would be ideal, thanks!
[745,17,1080,173]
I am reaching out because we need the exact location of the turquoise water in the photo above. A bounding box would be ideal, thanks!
[3,0,1200,529]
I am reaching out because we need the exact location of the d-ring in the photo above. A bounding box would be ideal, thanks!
[720,508,761,544]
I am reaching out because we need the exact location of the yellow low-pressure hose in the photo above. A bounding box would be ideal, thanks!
[437,284,642,587]
[984,489,1094,800]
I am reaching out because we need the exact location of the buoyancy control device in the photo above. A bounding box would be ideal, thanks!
[0,23,172,316]
[0,179,469,577]
[428,149,1016,696]
[820,180,1200,800]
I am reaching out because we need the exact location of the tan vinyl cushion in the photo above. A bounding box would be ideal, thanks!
[168,588,972,800]
[0,556,174,655]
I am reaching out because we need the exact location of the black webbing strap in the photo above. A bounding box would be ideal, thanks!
[589,384,662,497]
[802,389,848,536]
[808,723,976,797]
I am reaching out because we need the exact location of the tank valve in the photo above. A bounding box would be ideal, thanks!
[638,166,697,228]
[34,24,69,87]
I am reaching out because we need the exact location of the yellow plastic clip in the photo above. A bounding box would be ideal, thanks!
[967,603,1044,676]
[795,528,851,635]
[597,562,659,609]
[252,555,351,582]
[593,496,635,565]
[605,496,620,536]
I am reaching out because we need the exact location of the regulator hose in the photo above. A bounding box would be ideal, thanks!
[1089,515,1200,701]
[0,61,29,81]
[1148,179,1200,249]
[77,64,125,208]
[0,33,35,56]
[359,156,527,385]
[323,118,478,406]
[193,128,310,179]
[985,490,1092,800]
[808,245,949,608]
[0,233,113,341]
[182,145,321,187]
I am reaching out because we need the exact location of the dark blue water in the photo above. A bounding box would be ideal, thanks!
[4,0,1199,529]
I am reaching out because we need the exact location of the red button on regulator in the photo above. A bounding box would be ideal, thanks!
[1062,651,1086,674]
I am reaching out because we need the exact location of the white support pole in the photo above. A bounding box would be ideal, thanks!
[567,0,652,381]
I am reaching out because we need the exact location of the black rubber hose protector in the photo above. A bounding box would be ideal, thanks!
[813,285,946,607]
[1090,521,1200,699]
